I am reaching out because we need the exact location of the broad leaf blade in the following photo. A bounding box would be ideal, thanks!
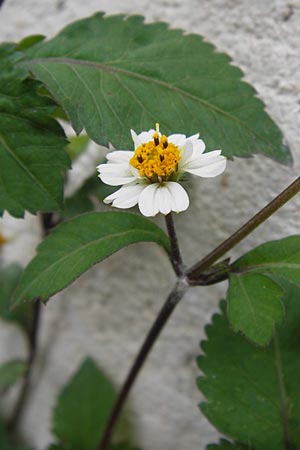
[198,282,300,450]
[52,358,116,450]
[12,212,170,305]
[227,272,284,345]
[0,264,32,330]
[0,360,27,391]
[232,236,300,287]
[22,13,291,164]
[0,44,69,217]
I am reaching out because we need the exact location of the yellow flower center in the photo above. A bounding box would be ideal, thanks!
[130,124,181,182]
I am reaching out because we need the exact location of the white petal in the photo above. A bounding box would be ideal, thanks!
[104,183,145,209]
[97,162,135,186]
[167,182,189,213]
[190,138,206,154]
[186,155,227,178]
[157,185,172,215]
[138,184,160,217]
[106,151,134,163]
[178,140,194,168]
[131,129,156,148]
[167,133,186,148]
[183,150,222,170]
[138,182,189,217]
[186,133,200,142]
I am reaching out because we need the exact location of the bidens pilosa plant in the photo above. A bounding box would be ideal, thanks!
[0,10,299,450]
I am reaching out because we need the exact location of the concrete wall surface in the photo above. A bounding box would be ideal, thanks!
[0,0,300,449]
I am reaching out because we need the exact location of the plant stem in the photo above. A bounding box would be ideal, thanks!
[187,176,300,281]
[8,213,55,432]
[8,300,41,432]
[165,212,184,277]
[97,280,189,450]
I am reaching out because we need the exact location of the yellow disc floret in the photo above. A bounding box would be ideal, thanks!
[130,125,181,182]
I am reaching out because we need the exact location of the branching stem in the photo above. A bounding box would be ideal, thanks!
[187,176,300,280]
[97,175,300,449]
[97,280,188,450]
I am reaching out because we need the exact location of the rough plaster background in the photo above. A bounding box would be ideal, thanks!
[0,0,300,449]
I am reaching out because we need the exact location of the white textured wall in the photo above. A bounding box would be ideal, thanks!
[1,1,300,449]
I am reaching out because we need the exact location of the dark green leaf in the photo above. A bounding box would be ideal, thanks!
[0,44,69,217]
[198,282,300,450]
[12,212,170,305]
[0,264,32,330]
[207,440,254,450]
[232,236,300,287]
[52,358,116,450]
[227,272,284,345]
[0,421,34,450]
[0,360,27,391]
[22,13,291,164]
[0,423,10,450]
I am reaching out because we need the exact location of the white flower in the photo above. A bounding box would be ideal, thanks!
[97,124,226,217]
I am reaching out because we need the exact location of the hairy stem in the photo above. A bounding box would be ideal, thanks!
[165,212,184,277]
[97,280,189,450]
[187,176,300,280]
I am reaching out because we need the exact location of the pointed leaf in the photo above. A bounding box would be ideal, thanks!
[12,212,170,306]
[52,358,117,450]
[198,282,300,450]
[21,13,291,164]
[0,264,32,330]
[0,44,69,217]
[227,272,284,345]
[0,360,27,391]
[232,235,300,287]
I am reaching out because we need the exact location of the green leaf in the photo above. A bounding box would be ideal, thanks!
[16,35,45,51]
[0,360,27,391]
[0,423,10,450]
[0,421,34,450]
[12,212,170,306]
[52,358,117,450]
[198,282,300,450]
[207,440,253,450]
[0,264,32,331]
[65,134,89,160]
[232,236,300,287]
[21,13,291,164]
[227,272,284,345]
[0,43,69,217]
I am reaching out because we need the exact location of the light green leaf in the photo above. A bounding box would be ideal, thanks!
[0,360,27,391]
[198,282,300,450]
[21,13,291,164]
[207,440,253,450]
[12,212,170,306]
[227,272,284,345]
[0,43,69,217]
[52,358,117,450]
[232,235,300,287]
[0,264,32,331]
